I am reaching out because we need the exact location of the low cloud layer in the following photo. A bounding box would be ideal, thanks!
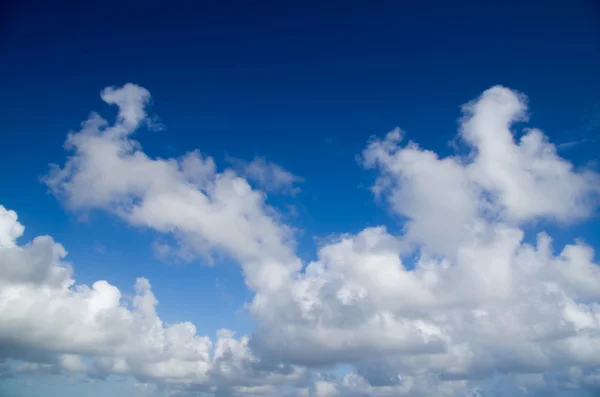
[0,84,599,396]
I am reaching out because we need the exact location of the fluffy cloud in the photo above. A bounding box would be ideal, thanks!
[43,84,301,292]
[2,83,599,396]
[0,205,213,378]
[0,205,307,395]
[251,87,600,375]
[361,88,599,258]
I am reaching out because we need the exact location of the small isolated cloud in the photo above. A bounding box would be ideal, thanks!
[93,242,106,254]
[150,239,173,260]
[228,156,304,195]
[557,103,600,151]
[558,138,589,150]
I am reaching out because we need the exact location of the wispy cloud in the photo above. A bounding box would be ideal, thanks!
[558,137,589,150]
[227,156,304,195]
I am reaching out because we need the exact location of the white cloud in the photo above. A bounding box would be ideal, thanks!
[460,86,599,223]
[248,86,600,394]
[59,354,87,372]
[361,87,600,258]
[3,83,598,396]
[314,379,340,397]
[100,83,151,129]
[43,84,301,292]
[0,205,212,378]
[0,205,307,396]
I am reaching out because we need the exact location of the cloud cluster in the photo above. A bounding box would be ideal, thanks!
[1,83,599,396]
[0,205,307,396]
[248,87,600,395]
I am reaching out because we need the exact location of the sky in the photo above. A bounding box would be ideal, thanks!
[1,0,600,396]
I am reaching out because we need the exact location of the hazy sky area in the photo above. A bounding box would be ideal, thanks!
[1,1,600,396]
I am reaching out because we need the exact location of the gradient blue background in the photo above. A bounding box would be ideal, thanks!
[1,0,599,395]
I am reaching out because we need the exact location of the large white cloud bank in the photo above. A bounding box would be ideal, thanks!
[0,84,599,396]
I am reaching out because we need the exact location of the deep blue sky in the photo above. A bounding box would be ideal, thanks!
[0,2,599,394]
[2,0,600,303]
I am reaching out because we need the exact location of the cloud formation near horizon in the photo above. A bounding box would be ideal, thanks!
[1,84,600,396]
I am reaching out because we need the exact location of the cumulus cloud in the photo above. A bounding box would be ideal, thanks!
[43,84,301,292]
[251,87,600,370]
[251,87,600,395]
[0,205,211,379]
[0,205,307,396]
[4,83,597,396]
[361,87,600,257]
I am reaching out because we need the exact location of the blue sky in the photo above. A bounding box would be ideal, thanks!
[1,1,600,396]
